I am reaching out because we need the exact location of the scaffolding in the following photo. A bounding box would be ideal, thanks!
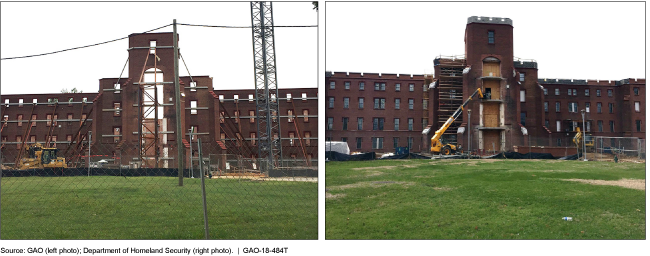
[435,57,465,144]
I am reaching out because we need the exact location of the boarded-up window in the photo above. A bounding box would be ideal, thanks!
[483,103,499,127]
[304,132,311,146]
[483,130,500,152]
[483,80,500,100]
[303,109,309,122]
[17,115,23,127]
[249,110,255,123]
[482,61,500,77]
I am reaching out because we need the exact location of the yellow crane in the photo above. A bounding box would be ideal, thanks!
[573,127,594,154]
[431,88,484,155]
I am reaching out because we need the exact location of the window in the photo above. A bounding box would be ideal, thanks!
[190,101,197,114]
[303,109,309,122]
[82,114,87,122]
[422,118,428,130]
[218,95,224,102]
[423,84,428,92]
[328,97,334,108]
[358,98,364,109]
[567,89,571,96]
[30,135,36,143]
[114,102,121,116]
[634,87,639,96]
[219,112,224,123]
[373,118,384,131]
[557,138,562,147]
[597,103,602,113]
[521,112,526,126]
[359,82,365,91]
[357,117,363,130]
[329,81,335,89]
[327,117,333,130]
[149,40,156,54]
[585,102,590,113]
[635,102,640,112]
[520,90,526,102]
[555,102,560,112]
[302,93,307,101]
[343,97,349,109]
[586,122,591,132]
[544,102,548,112]
[543,88,548,96]
[408,118,414,131]
[289,132,295,146]
[555,88,560,95]
[519,73,525,82]
[288,109,294,122]
[356,138,362,149]
[488,30,495,44]
[395,83,401,91]
[33,98,38,104]
[17,114,23,127]
[408,98,414,110]
[2,115,7,121]
[607,89,613,97]
[249,110,255,123]
[598,120,603,132]
[53,114,58,126]
[569,102,577,113]
[609,121,615,132]
[31,114,37,127]
[423,99,428,109]
[249,94,254,102]
[234,94,239,102]
[608,103,614,113]
[545,120,549,128]
[585,89,589,96]
[374,98,386,109]
[16,136,22,149]
[409,84,414,92]
[636,120,642,132]
[408,137,413,150]
[67,135,72,142]
[345,81,350,90]
[393,137,399,149]
[374,82,386,91]
[556,120,561,132]
[286,93,292,102]
[596,89,601,97]
[250,133,257,146]
[4,99,8,106]
[394,98,400,109]
[19,98,24,107]
[372,137,384,149]
[113,127,121,143]
[342,117,348,130]
[394,118,399,131]
[304,132,311,146]
[234,111,240,123]
[571,121,578,132]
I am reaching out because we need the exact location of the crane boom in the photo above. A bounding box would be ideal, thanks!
[431,88,483,153]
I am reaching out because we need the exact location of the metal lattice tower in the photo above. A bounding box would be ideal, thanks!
[250,1,282,172]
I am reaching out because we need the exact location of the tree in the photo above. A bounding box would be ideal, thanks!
[61,87,83,93]
[312,1,318,11]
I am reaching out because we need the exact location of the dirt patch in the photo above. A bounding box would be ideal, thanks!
[562,178,645,191]
[352,164,422,171]
[331,181,416,190]
[365,170,384,177]
[326,192,346,199]
[433,187,453,191]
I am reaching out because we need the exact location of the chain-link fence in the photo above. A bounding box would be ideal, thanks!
[0,139,317,239]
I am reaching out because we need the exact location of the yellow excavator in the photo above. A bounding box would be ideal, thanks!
[431,88,484,155]
[17,143,68,170]
[573,127,594,154]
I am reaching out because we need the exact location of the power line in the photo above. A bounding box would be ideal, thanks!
[177,23,316,28]
[1,24,172,61]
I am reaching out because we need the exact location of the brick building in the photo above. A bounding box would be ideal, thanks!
[325,16,644,155]
[1,32,318,168]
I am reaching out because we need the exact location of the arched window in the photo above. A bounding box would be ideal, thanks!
[482,57,500,77]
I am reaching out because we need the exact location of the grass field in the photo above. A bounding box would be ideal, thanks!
[1,176,317,239]
[326,159,645,239]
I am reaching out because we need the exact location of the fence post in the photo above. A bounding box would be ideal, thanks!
[198,138,209,239]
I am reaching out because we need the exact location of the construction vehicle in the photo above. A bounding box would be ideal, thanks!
[431,88,484,155]
[573,127,594,154]
[17,143,68,170]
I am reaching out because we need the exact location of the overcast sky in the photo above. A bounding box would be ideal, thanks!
[326,2,645,81]
[0,1,317,95]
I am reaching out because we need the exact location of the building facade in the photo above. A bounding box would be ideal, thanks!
[1,32,318,168]
[326,16,644,155]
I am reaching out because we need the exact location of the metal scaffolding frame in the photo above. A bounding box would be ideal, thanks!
[436,57,466,144]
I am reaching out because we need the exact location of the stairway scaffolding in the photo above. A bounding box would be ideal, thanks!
[436,57,465,145]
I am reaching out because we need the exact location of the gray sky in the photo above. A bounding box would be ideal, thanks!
[1,1,317,95]
[326,2,645,81]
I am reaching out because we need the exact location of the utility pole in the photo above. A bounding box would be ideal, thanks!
[467,109,471,159]
[173,19,184,186]
[581,109,587,161]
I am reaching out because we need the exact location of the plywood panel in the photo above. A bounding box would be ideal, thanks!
[483,62,500,77]
[483,130,500,152]
[483,103,500,127]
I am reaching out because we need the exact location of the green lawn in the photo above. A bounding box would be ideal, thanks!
[326,159,645,239]
[1,176,317,239]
